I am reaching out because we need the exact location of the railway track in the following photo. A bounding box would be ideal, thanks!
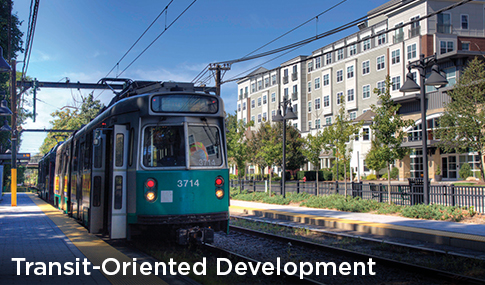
[225,221,485,284]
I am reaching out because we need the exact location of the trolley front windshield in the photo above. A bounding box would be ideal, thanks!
[142,125,223,168]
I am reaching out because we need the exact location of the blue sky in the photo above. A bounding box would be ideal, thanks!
[13,0,390,154]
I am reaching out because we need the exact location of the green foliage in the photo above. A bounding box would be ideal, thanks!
[435,57,485,181]
[459,163,473,180]
[382,167,399,179]
[39,93,104,154]
[400,204,470,222]
[365,174,377,180]
[296,170,333,181]
[435,164,441,175]
[226,113,254,178]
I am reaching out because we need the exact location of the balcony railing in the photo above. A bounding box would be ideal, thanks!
[292,92,298,101]
[437,24,452,34]
[292,73,298,81]
[283,76,289,84]
[409,26,421,38]
[393,32,404,44]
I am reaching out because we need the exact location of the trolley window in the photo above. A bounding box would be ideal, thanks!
[189,126,222,167]
[143,126,186,167]
[151,94,218,114]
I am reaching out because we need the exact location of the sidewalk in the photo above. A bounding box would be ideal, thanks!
[0,193,109,284]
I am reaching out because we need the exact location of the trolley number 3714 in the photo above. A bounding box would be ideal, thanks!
[177,180,200,188]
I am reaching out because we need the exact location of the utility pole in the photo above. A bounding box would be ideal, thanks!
[208,63,231,96]
[10,59,17,207]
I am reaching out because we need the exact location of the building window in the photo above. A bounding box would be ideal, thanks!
[337,49,344,60]
[391,49,400,64]
[407,43,417,60]
[308,81,311,92]
[315,98,321,110]
[337,92,343,105]
[461,14,468,29]
[315,57,321,69]
[349,44,357,56]
[257,97,261,106]
[308,61,313,72]
[264,78,269,88]
[326,53,332,65]
[308,101,312,112]
[284,88,289,98]
[243,102,246,110]
[440,41,454,54]
[323,74,329,86]
[257,114,261,123]
[251,115,255,122]
[362,60,370,75]
[363,85,370,99]
[315,77,321,89]
[238,104,241,112]
[271,75,277,85]
[258,80,262,90]
[251,100,255,109]
[271,110,275,118]
[324,95,330,107]
[337,70,343,82]
[462,42,470,51]
[251,83,256,93]
[392,76,401,91]
[271,92,276,102]
[263,95,267,104]
[363,38,371,51]
[325,117,331,125]
[263,112,267,121]
[347,65,354,79]
[438,13,451,34]
[377,81,385,94]
[243,118,246,124]
[363,128,370,140]
[347,89,355,102]
[244,86,248,96]
[315,119,321,129]
[308,121,312,129]
[349,111,356,121]
[377,33,386,45]
[377,55,385,70]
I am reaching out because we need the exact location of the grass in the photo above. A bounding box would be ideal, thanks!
[230,188,479,222]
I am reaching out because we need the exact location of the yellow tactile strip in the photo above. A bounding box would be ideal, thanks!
[230,205,485,245]
[28,194,166,285]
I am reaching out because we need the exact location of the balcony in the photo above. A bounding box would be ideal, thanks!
[292,73,298,81]
[437,24,452,34]
[409,26,420,38]
[393,32,404,44]
[292,92,298,101]
[283,76,289,84]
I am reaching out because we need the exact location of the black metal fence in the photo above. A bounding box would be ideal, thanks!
[230,179,485,214]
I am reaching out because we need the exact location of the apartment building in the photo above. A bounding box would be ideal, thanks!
[236,0,485,181]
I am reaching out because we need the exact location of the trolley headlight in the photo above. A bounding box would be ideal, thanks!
[144,178,157,202]
[145,190,157,202]
[215,188,224,199]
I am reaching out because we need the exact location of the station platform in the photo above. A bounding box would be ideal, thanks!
[0,193,167,284]
[229,200,485,254]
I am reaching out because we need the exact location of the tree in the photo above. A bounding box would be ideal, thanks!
[435,57,485,181]
[303,128,330,195]
[278,122,306,177]
[327,97,362,196]
[226,113,253,179]
[39,93,103,154]
[369,76,414,203]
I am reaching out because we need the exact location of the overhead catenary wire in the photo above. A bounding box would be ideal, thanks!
[192,0,348,85]
[117,0,199,78]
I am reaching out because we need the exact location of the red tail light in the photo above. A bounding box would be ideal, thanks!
[215,176,224,187]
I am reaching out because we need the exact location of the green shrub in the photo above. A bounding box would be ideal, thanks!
[390,167,399,179]
[459,163,473,180]
[366,174,377,180]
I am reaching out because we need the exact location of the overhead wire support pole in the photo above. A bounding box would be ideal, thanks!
[10,59,17,207]
[208,63,231,96]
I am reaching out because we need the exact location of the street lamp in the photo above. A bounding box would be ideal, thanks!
[272,97,298,198]
[400,54,448,205]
